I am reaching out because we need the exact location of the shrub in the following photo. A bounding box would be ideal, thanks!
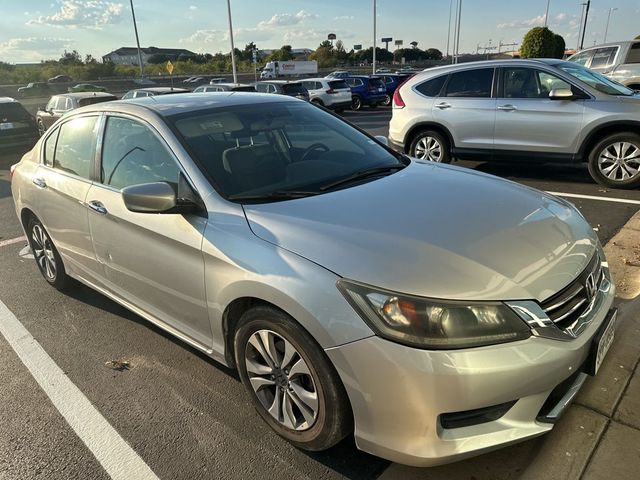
[521,27,556,58]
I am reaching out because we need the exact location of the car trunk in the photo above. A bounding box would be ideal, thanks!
[0,102,37,146]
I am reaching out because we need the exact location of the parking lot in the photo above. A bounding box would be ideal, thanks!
[1,101,640,480]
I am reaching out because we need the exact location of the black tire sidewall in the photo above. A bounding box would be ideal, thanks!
[410,130,451,163]
[234,306,351,451]
[588,132,640,189]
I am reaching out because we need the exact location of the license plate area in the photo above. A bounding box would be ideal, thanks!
[585,309,616,376]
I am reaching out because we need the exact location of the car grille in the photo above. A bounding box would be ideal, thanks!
[540,253,604,331]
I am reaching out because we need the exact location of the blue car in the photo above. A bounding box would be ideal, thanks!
[344,76,387,110]
[379,74,412,106]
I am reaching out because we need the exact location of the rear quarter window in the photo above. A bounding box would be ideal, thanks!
[626,43,640,64]
[328,80,349,90]
[415,75,447,97]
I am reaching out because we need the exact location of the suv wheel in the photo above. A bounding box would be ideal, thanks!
[409,130,451,163]
[351,95,362,111]
[588,132,640,189]
[234,306,352,451]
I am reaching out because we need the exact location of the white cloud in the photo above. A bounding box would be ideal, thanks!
[283,29,325,43]
[333,15,354,21]
[497,12,577,31]
[189,5,197,10]
[0,37,72,62]
[257,10,318,29]
[27,1,124,29]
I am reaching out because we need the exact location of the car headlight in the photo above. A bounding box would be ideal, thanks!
[337,280,531,349]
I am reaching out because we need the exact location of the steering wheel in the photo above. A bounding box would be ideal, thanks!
[300,143,330,162]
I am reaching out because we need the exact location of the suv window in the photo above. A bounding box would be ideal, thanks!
[626,43,640,64]
[54,116,99,179]
[590,47,618,69]
[282,83,306,94]
[255,84,268,93]
[445,68,493,97]
[46,97,57,111]
[101,116,179,190]
[569,49,593,66]
[503,68,571,98]
[328,80,349,90]
[415,75,447,97]
[346,78,363,87]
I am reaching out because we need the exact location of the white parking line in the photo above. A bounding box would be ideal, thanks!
[0,299,159,480]
[0,235,26,248]
[546,191,640,205]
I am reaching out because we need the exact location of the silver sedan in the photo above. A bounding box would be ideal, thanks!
[11,93,616,466]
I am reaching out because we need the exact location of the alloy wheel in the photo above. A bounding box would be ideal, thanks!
[31,223,56,280]
[244,329,318,431]
[597,141,640,182]
[414,136,443,161]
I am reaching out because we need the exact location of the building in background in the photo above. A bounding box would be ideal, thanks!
[102,47,197,65]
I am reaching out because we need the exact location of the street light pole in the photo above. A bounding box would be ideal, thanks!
[454,0,463,64]
[226,0,237,83]
[129,0,144,78]
[544,0,551,27]
[579,0,591,50]
[604,7,618,43]
[446,0,453,59]
[372,0,377,74]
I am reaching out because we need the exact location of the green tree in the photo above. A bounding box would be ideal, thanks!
[426,48,443,60]
[267,45,294,61]
[551,34,566,59]
[520,27,556,58]
[59,50,83,65]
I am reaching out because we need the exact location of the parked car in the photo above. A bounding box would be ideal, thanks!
[47,75,73,84]
[567,40,640,90]
[325,71,352,79]
[209,77,226,84]
[68,83,106,93]
[121,87,190,100]
[182,76,198,84]
[344,76,387,110]
[36,92,118,135]
[376,68,391,73]
[299,78,352,111]
[17,82,49,97]
[11,92,617,467]
[0,97,38,151]
[388,59,640,188]
[254,81,309,101]
[396,66,418,74]
[193,83,256,93]
[379,73,412,106]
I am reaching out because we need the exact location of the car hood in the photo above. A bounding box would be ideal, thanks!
[243,161,597,302]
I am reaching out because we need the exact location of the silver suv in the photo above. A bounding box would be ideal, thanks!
[568,40,640,90]
[389,59,640,189]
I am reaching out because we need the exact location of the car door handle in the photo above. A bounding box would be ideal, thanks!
[498,104,517,111]
[435,102,452,109]
[32,178,47,189]
[87,200,108,215]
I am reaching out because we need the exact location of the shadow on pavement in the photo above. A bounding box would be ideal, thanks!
[466,160,594,184]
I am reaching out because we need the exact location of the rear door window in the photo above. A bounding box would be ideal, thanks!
[590,47,618,69]
[329,80,349,90]
[54,116,99,179]
[626,43,640,63]
[415,75,447,97]
[445,68,494,97]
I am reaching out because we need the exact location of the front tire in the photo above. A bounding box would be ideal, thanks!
[588,132,640,189]
[351,95,362,111]
[409,130,451,163]
[234,306,352,451]
[27,217,70,290]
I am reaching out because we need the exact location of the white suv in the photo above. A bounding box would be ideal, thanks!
[389,59,640,189]
[300,78,352,112]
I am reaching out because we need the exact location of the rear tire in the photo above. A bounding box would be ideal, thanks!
[409,130,451,163]
[351,95,362,111]
[27,217,71,291]
[587,132,640,189]
[234,306,352,452]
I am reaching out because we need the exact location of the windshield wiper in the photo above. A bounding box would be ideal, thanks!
[228,190,320,202]
[319,164,405,192]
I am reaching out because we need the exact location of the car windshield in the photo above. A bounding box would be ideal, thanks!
[282,83,306,94]
[0,102,31,121]
[557,64,635,96]
[169,101,405,201]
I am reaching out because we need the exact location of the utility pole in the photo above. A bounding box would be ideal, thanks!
[446,0,453,59]
[580,0,591,50]
[604,7,618,43]
[129,0,144,78]
[577,2,587,50]
[372,0,377,74]
[454,0,463,64]
[226,0,237,83]
[544,0,551,27]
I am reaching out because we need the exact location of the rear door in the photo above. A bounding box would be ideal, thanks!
[85,114,211,346]
[493,67,585,156]
[431,67,496,152]
[32,114,102,282]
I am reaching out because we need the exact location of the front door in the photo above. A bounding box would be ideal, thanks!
[493,67,585,156]
[431,67,497,152]
[86,114,212,347]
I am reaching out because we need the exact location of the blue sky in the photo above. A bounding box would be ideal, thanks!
[1,0,639,63]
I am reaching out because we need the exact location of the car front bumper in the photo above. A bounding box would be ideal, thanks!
[325,274,615,467]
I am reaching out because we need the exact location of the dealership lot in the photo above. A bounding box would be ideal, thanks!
[1,102,640,480]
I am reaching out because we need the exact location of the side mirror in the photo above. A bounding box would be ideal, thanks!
[122,182,178,213]
[374,135,389,146]
[549,88,574,100]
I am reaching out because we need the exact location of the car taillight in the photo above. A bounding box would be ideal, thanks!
[393,88,405,108]
[326,89,336,94]
[9,163,18,181]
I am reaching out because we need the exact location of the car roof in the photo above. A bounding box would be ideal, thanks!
[81,92,300,117]
[55,92,117,99]
[132,87,190,93]
[0,96,17,103]
[257,80,302,84]
[208,83,252,87]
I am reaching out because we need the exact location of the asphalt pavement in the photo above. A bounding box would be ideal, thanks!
[1,105,639,480]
